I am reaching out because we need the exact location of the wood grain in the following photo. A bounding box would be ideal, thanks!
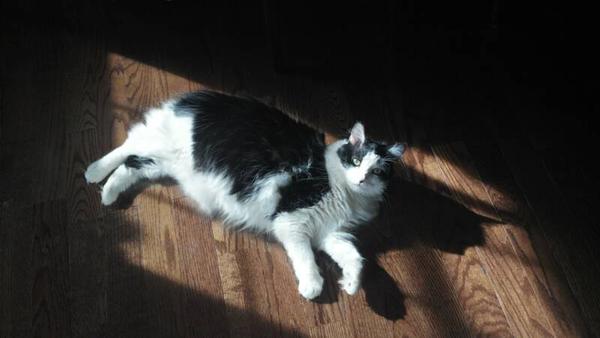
[401,146,512,337]
[431,143,555,336]
[497,137,598,336]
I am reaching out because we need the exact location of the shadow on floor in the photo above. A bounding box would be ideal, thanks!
[356,174,493,320]
[69,207,306,337]
[110,158,495,322]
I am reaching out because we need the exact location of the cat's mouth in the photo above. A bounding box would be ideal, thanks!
[353,178,386,195]
[352,180,372,190]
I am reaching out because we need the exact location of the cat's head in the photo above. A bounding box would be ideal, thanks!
[335,122,405,195]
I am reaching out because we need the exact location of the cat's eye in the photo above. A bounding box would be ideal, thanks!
[352,157,361,166]
[373,168,383,175]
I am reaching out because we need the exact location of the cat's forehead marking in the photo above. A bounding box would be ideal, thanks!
[360,151,379,169]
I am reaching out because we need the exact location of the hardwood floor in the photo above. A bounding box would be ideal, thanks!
[1,2,598,337]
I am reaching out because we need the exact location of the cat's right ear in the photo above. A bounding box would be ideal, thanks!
[349,122,365,147]
[388,143,406,159]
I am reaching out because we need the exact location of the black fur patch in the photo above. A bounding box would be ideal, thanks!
[275,152,329,214]
[124,155,155,169]
[372,143,396,182]
[174,90,330,210]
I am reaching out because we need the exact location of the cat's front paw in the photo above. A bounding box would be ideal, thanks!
[85,161,105,183]
[339,262,362,295]
[298,274,324,300]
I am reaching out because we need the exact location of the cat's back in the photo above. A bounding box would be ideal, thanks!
[174,90,304,129]
[173,90,326,198]
[173,90,320,145]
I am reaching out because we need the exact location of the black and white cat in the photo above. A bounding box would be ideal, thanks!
[85,90,405,300]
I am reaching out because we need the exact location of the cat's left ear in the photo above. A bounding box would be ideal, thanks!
[349,122,365,147]
[387,143,406,159]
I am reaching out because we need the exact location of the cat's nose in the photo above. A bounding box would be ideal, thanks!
[359,178,365,184]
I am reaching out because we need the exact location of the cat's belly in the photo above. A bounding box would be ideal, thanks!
[177,169,291,232]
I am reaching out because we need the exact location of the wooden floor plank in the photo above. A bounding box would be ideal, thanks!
[497,137,599,336]
[541,150,600,279]
[404,146,512,337]
[431,142,560,337]
[467,140,589,336]
[0,201,72,338]
[64,129,105,225]
[169,197,231,337]
[0,204,13,337]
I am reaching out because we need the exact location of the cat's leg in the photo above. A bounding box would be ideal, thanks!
[85,144,133,183]
[320,232,364,295]
[273,217,323,300]
[85,121,159,183]
[101,156,164,205]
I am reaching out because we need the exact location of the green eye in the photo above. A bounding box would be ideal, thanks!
[373,168,383,175]
[352,157,361,166]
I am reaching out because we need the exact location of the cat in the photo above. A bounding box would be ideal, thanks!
[85,90,405,300]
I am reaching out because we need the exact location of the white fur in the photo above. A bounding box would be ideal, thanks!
[349,122,365,146]
[86,104,388,300]
[346,151,379,186]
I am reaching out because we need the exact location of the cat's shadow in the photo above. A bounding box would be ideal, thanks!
[352,176,493,320]
[110,175,492,320]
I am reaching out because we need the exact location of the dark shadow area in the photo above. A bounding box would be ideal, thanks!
[42,2,600,143]
[69,209,306,338]
[4,1,597,152]
[0,181,306,336]
[111,177,178,210]
[356,174,492,320]
[109,160,493,322]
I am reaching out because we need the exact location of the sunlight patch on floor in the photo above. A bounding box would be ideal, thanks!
[106,52,209,146]
[404,145,517,225]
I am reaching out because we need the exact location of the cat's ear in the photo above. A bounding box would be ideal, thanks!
[387,143,406,158]
[349,122,365,147]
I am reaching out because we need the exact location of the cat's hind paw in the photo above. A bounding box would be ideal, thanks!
[101,184,119,205]
[85,161,107,183]
[298,274,324,300]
